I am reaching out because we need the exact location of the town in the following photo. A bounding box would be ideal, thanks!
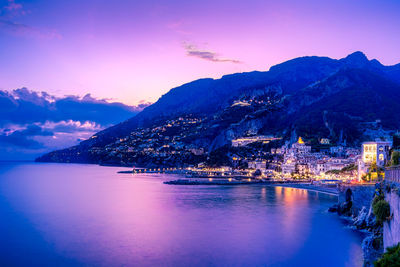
[89,115,400,184]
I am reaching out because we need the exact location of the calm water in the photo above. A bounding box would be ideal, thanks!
[0,162,364,266]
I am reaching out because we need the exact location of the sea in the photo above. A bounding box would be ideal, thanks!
[0,162,365,266]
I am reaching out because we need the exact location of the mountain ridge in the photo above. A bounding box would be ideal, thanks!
[36,52,400,166]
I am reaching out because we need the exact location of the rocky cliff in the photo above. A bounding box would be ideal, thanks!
[333,184,382,267]
[383,182,400,249]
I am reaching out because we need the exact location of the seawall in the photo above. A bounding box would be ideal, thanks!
[338,184,375,215]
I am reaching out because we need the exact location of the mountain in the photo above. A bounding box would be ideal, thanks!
[36,52,400,166]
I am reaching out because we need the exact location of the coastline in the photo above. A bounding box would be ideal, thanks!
[268,183,339,196]
[119,168,340,196]
[31,162,341,198]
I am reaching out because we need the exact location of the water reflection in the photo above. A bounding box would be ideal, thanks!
[0,162,364,266]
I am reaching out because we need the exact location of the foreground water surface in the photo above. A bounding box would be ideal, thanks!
[0,162,364,266]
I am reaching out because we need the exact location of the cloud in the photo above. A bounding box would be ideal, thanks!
[0,88,150,127]
[0,120,102,152]
[3,0,22,12]
[41,120,102,134]
[0,88,152,157]
[0,0,61,39]
[0,19,62,39]
[20,124,53,136]
[1,0,25,17]
[183,42,242,64]
[0,124,53,149]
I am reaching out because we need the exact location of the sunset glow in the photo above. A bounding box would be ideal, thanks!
[0,0,399,105]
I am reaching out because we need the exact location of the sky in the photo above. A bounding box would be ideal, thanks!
[0,88,147,160]
[0,0,399,106]
[0,0,400,159]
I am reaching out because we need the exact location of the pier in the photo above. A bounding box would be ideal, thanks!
[118,167,186,174]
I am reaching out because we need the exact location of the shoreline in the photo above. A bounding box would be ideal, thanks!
[267,183,339,196]
[161,177,340,196]
[26,161,342,197]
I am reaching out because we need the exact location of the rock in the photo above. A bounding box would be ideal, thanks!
[353,206,377,230]
[354,206,368,229]
[328,204,338,212]
[362,233,383,267]
[366,207,377,229]
[338,201,353,216]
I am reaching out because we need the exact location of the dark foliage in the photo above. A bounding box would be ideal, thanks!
[373,199,391,225]
[375,243,400,267]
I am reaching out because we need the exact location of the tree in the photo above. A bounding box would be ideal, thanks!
[370,161,378,172]
[362,173,371,182]
[375,243,400,267]
[368,161,384,181]
[391,151,400,166]
[373,199,391,225]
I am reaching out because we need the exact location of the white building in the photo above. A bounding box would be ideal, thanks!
[320,138,330,144]
[358,141,391,180]
[316,160,327,174]
[248,160,267,170]
[290,137,311,154]
[362,141,391,167]
[281,161,296,175]
[296,163,310,175]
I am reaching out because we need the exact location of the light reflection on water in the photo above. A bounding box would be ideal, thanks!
[0,162,364,266]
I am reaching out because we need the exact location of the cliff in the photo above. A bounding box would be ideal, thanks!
[333,184,382,266]
[383,181,400,249]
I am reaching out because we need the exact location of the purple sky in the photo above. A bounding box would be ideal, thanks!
[0,0,400,105]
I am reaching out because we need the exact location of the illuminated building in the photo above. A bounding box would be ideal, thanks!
[281,156,296,175]
[291,137,311,154]
[248,160,267,170]
[358,141,391,180]
[231,135,281,147]
[320,138,330,144]
[362,141,391,166]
